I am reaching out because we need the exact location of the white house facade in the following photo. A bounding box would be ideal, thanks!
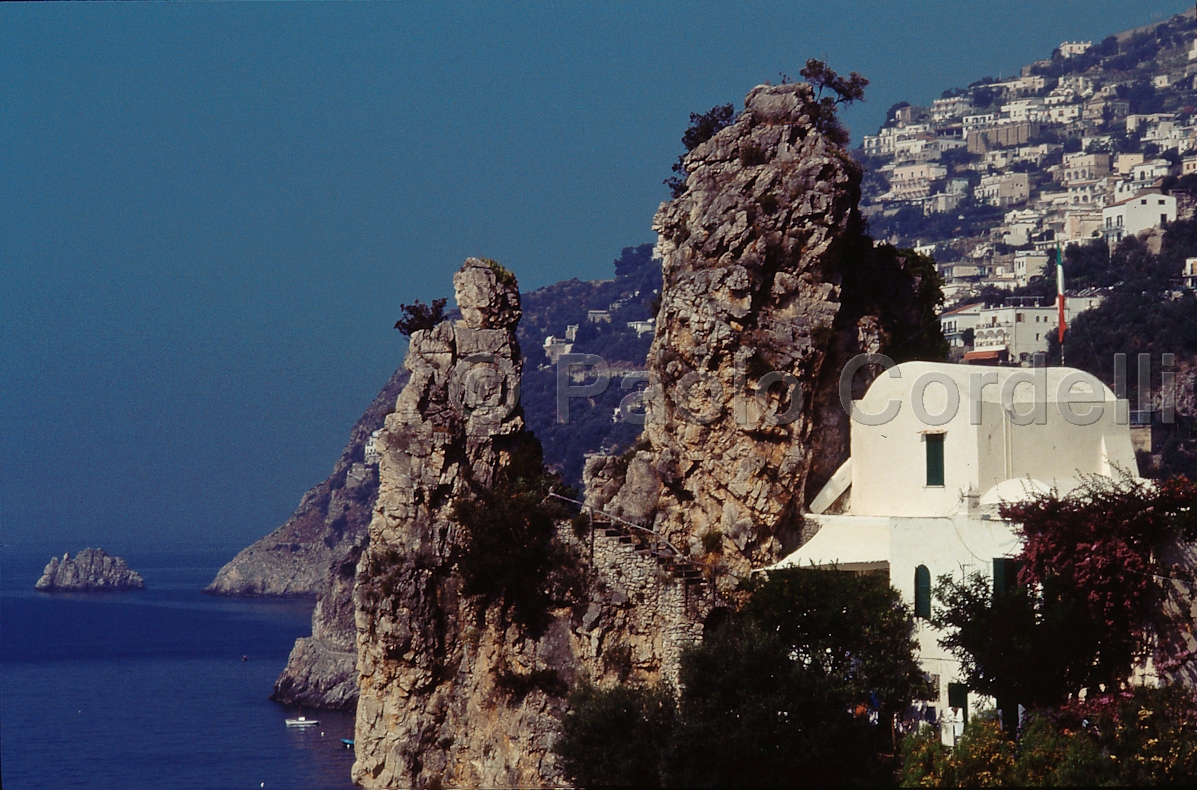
[1102,192,1177,245]
[766,362,1138,743]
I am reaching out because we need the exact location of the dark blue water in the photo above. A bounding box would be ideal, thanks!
[1,549,357,789]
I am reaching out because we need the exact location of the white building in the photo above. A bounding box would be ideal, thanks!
[1061,152,1110,184]
[1047,104,1081,125]
[364,429,384,465]
[889,162,948,201]
[1102,192,1178,245]
[939,302,984,347]
[626,318,655,337]
[969,303,1061,363]
[931,96,972,123]
[1001,98,1047,123]
[963,296,1101,364]
[976,173,1029,207]
[1129,159,1171,186]
[1059,41,1092,58]
[1013,251,1049,286]
[769,362,1137,739]
[1184,258,1197,290]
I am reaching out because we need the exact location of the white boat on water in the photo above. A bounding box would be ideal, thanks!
[285,716,319,727]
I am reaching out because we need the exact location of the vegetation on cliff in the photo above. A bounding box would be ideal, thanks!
[555,568,930,787]
[453,433,581,632]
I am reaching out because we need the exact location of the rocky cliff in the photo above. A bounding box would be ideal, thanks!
[35,549,144,591]
[353,258,576,786]
[271,544,363,709]
[588,81,873,579]
[349,82,927,788]
[205,368,408,598]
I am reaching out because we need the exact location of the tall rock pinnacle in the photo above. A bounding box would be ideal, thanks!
[591,81,864,577]
[353,258,558,787]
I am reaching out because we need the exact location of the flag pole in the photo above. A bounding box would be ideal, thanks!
[1056,242,1066,366]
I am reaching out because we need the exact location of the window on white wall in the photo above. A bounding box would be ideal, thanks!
[925,433,945,487]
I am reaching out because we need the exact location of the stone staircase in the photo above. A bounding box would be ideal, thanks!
[548,491,714,590]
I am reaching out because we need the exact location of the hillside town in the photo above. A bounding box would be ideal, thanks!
[858,11,1197,364]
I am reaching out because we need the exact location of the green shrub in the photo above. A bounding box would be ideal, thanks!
[393,298,447,336]
[480,257,516,287]
[554,682,676,788]
[494,668,569,701]
[453,433,579,633]
[699,529,722,554]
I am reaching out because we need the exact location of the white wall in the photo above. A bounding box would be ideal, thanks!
[849,363,1137,518]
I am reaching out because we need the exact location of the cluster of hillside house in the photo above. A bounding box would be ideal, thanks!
[862,34,1197,307]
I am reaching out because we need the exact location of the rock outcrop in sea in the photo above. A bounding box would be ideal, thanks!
[35,548,145,591]
[270,544,363,709]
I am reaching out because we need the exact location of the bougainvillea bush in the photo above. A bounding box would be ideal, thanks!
[1001,473,1197,689]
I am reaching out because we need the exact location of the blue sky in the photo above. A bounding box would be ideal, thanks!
[2,1,1190,552]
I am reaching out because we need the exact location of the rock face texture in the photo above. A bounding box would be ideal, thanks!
[589,81,867,578]
[354,258,557,786]
[205,368,408,598]
[35,549,144,591]
[350,85,911,788]
[354,257,710,787]
[271,545,363,710]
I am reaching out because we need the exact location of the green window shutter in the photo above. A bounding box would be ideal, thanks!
[914,565,931,619]
[993,558,1017,596]
[948,682,969,724]
[925,433,945,486]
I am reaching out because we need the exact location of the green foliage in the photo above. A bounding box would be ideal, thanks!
[900,686,1197,787]
[494,667,568,701]
[480,257,517,287]
[394,297,447,336]
[358,547,404,600]
[899,713,1016,787]
[452,433,580,632]
[932,572,1102,713]
[555,568,930,787]
[1059,685,1197,785]
[739,568,934,714]
[554,681,676,789]
[1010,714,1108,787]
[839,244,949,364]
[667,618,885,787]
[799,58,868,145]
[971,86,996,109]
[739,142,766,167]
[699,529,722,554]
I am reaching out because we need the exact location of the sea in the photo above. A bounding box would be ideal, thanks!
[1,548,358,789]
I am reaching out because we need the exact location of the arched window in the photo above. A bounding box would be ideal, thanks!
[914,565,931,619]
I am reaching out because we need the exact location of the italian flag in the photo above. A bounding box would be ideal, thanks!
[1056,243,1066,345]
